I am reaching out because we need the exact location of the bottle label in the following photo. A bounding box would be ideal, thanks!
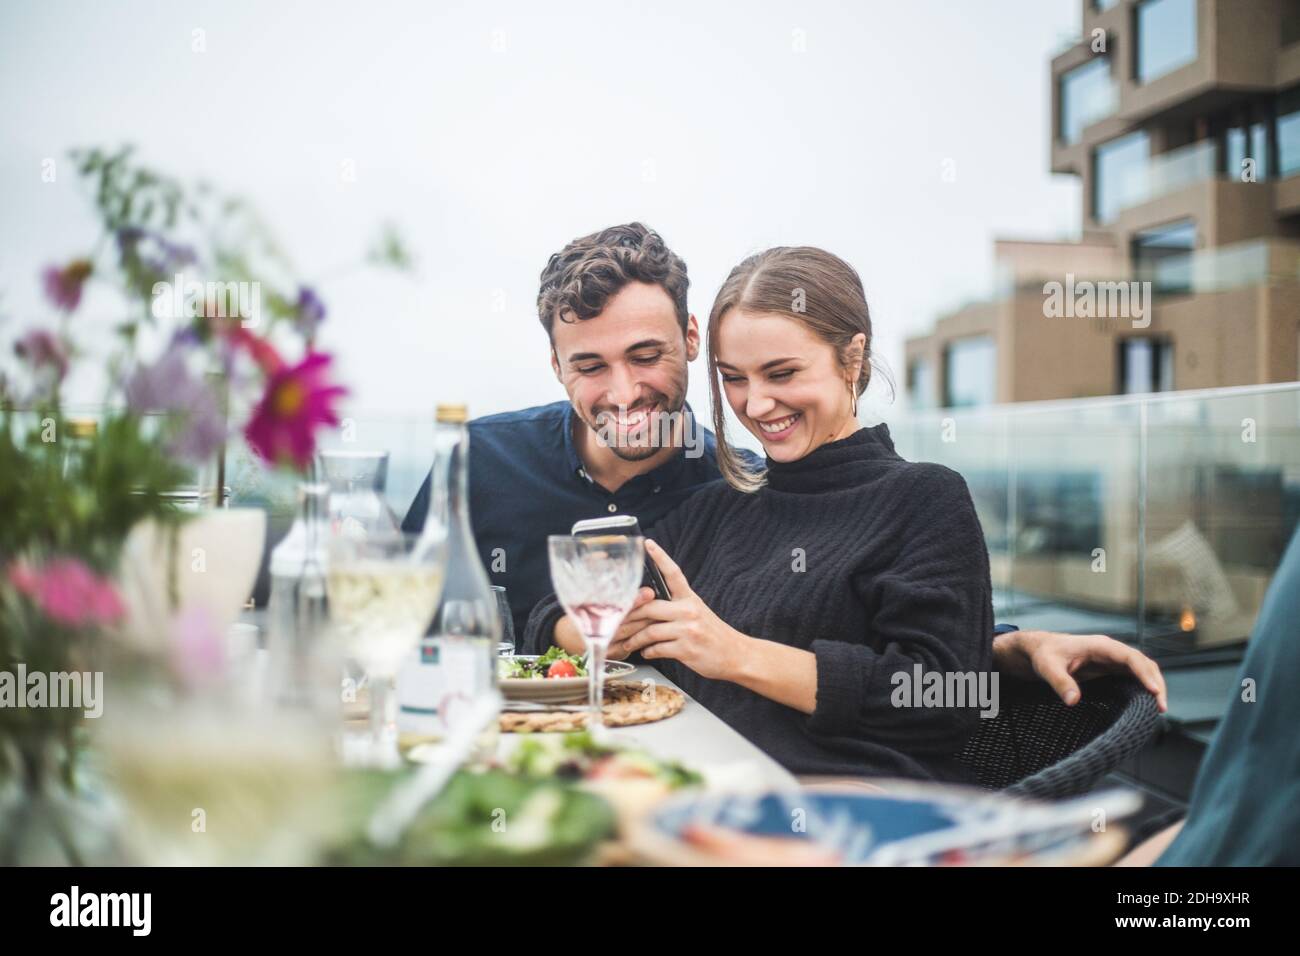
[435,636,494,732]
[396,639,443,735]
[396,636,495,736]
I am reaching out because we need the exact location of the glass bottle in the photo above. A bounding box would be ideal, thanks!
[395,405,500,752]
[61,417,97,480]
[318,450,400,540]
[265,482,334,713]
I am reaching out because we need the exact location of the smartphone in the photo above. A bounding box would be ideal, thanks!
[570,514,672,601]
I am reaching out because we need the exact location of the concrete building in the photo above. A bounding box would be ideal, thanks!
[905,0,1300,409]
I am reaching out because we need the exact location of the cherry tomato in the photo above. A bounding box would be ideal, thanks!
[547,659,578,679]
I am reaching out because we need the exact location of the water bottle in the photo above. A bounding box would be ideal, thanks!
[265,482,333,713]
[396,404,501,752]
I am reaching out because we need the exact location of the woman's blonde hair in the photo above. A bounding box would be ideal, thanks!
[707,246,881,492]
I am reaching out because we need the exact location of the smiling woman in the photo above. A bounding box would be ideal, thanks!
[707,246,889,491]
[524,246,994,783]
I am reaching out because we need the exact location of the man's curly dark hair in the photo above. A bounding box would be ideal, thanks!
[536,222,690,341]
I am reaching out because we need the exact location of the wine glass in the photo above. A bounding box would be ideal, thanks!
[546,534,645,738]
[491,585,516,655]
[328,532,446,766]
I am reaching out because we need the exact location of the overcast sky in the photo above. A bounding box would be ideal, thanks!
[1,0,1082,440]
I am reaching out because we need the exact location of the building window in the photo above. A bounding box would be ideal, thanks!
[1094,0,1120,9]
[1279,86,1300,178]
[1093,130,1150,222]
[1060,57,1117,144]
[1226,121,1271,181]
[1119,338,1174,394]
[1133,219,1196,294]
[943,336,996,408]
[1284,1,1300,46]
[1136,0,1198,84]
[907,359,934,410]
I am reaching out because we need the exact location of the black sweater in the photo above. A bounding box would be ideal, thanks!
[522,425,994,781]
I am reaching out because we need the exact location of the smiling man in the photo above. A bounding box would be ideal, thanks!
[401,222,1167,709]
[402,223,726,641]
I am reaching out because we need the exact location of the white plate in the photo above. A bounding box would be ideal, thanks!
[498,655,636,702]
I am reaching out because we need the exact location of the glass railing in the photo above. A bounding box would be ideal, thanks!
[887,383,1300,677]
[1148,139,1217,201]
[46,383,1300,740]
[1132,238,1289,294]
[997,238,1300,298]
[1117,139,1218,214]
[229,385,1300,675]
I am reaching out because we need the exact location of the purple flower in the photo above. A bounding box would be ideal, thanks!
[170,327,202,349]
[124,344,189,410]
[14,328,69,385]
[115,227,197,278]
[125,344,226,463]
[41,259,93,312]
[155,237,198,273]
[167,391,226,463]
[115,226,148,252]
[294,286,326,337]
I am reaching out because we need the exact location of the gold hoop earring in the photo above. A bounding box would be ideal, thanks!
[848,382,858,419]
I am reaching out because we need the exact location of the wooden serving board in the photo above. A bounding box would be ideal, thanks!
[500,679,685,733]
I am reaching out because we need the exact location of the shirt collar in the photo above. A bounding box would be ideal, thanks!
[562,401,587,480]
[562,401,699,489]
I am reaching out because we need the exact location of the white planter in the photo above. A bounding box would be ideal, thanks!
[117,508,267,654]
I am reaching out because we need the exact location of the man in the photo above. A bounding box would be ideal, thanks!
[403,222,1166,708]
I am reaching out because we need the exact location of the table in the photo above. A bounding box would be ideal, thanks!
[240,614,795,789]
[495,663,799,791]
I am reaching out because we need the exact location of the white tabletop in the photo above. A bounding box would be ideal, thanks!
[496,663,799,792]
[240,617,797,791]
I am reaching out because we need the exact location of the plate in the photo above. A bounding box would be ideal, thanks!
[629,784,1135,867]
[498,655,636,702]
[322,768,617,866]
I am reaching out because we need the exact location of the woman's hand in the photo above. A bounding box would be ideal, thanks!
[616,539,749,680]
[607,587,656,660]
[554,587,656,660]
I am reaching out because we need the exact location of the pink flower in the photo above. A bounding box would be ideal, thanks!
[224,325,284,376]
[170,605,226,689]
[41,259,93,312]
[7,557,126,629]
[244,351,347,470]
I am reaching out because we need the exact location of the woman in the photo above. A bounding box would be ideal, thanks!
[524,245,994,782]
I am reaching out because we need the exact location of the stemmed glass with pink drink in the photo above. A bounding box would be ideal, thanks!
[546,534,645,737]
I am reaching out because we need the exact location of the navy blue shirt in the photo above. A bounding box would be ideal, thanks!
[401,401,748,643]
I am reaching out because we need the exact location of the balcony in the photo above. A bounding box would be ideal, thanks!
[1103,139,1218,221]
[1128,236,1300,298]
[886,384,1300,758]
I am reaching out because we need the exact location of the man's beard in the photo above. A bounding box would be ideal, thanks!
[578,387,688,462]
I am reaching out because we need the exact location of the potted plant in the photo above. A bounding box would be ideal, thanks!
[0,146,410,863]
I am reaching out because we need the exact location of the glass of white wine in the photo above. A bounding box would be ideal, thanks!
[328,532,445,766]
